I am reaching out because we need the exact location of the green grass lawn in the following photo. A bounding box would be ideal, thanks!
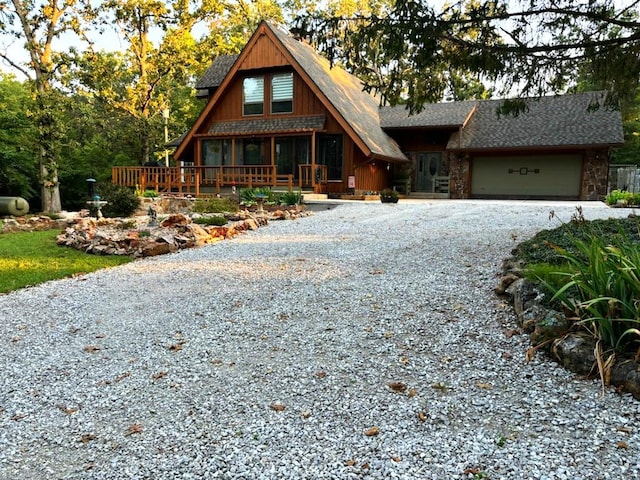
[0,230,132,294]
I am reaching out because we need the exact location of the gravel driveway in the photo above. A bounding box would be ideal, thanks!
[1,200,639,480]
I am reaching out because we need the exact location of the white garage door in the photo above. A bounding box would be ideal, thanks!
[471,155,582,198]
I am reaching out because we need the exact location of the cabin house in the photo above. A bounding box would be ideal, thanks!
[112,21,624,200]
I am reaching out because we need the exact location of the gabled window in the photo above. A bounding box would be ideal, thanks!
[271,73,293,114]
[243,76,264,115]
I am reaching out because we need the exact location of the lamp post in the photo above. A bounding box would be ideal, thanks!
[162,108,170,167]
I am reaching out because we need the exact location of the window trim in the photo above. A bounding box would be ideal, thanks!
[270,72,294,114]
[242,76,265,116]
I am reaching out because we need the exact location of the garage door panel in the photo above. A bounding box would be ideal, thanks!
[471,155,582,198]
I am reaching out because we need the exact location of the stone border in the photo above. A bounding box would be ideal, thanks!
[496,258,640,399]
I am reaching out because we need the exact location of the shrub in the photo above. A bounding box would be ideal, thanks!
[513,217,640,265]
[192,215,227,226]
[192,197,238,213]
[240,187,275,205]
[279,190,302,205]
[142,189,158,198]
[96,184,140,218]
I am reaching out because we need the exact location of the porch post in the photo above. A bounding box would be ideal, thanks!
[271,137,276,187]
[311,132,316,190]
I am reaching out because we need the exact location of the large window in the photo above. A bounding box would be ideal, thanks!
[275,136,310,178]
[271,73,293,114]
[317,134,343,181]
[202,139,230,166]
[243,76,264,115]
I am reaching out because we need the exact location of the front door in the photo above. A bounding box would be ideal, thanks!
[415,152,444,192]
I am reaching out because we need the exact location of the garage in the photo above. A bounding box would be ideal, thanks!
[471,154,582,199]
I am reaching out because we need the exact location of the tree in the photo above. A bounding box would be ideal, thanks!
[0,74,38,199]
[0,0,95,212]
[295,0,640,111]
[71,0,218,166]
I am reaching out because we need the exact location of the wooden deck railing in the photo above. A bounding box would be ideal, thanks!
[112,165,298,195]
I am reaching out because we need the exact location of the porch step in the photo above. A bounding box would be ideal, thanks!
[301,193,328,201]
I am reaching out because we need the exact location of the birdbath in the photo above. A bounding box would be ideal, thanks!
[254,193,267,214]
[87,195,108,219]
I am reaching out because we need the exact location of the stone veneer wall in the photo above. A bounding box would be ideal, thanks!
[448,152,471,199]
[580,149,609,201]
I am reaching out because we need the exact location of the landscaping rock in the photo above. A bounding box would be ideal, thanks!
[551,333,597,375]
[530,309,570,346]
[54,207,312,258]
[506,277,540,316]
[610,360,640,399]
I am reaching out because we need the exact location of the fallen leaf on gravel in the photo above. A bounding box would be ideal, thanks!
[315,371,327,378]
[617,441,629,449]
[83,345,100,353]
[81,434,97,443]
[300,411,311,419]
[57,404,79,415]
[370,269,384,275]
[344,460,357,467]
[399,356,410,365]
[361,463,369,469]
[408,388,417,398]
[168,343,183,352]
[525,347,537,363]
[124,423,143,436]
[115,372,131,382]
[387,381,407,393]
[431,382,448,391]
[417,411,427,422]
[476,382,492,390]
[501,352,513,360]
[391,456,401,462]
[364,426,380,436]
[269,403,286,412]
[616,426,633,433]
[384,332,394,339]
[11,413,27,421]
[84,463,95,471]
[152,371,168,382]
[504,329,519,338]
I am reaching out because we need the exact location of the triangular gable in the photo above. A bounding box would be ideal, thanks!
[175,21,406,163]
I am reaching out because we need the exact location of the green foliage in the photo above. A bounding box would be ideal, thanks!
[512,217,640,265]
[0,74,38,200]
[192,197,238,213]
[96,183,140,218]
[380,188,399,199]
[606,190,640,206]
[240,187,276,205]
[0,230,131,294]
[545,234,640,352]
[279,190,302,205]
[142,189,159,198]
[296,1,639,111]
[192,215,228,226]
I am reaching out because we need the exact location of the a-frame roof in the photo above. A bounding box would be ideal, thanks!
[175,22,407,163]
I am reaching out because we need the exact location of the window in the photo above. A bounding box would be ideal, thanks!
[271,73,293,114]
[243,76,264,115]
[317,134,343,181]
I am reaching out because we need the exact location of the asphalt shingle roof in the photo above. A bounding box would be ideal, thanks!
[379,101,477,129]
[447,92,624,150]
[195,55,239,90]
[267,24,407,162]
[208,115,326,136]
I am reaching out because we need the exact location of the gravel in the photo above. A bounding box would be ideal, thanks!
[1,199,640,480]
